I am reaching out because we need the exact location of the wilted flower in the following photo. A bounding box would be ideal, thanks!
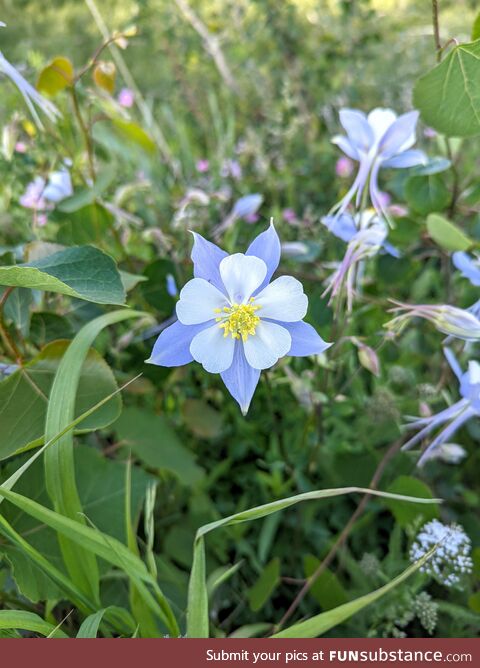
[322,211,392,311]
[410,519,473,588]
[401,348,478,465]
[147,223,331,414]
[195,159,210,173]
[0,51,60,129]
[386,301,480,341]
[427,442,467,465]
[117,87,135,108]
[335,156,354,178]
[221,158,242,180]
[331,107,426,221]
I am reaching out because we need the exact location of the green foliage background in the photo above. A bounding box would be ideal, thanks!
[0,0,479,639]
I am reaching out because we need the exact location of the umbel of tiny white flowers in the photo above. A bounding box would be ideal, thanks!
[385,301,480,342]
[410,520,473,588]
[0,25,60,129]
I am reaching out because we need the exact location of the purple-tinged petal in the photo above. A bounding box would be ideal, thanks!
[382,241,401,258]
[339,109,374,152]
[332,135,360,161]
[321,214,357,243]
[246,221,281,291]
[146,320,210,367]
[417,406,475,466]
[378,110,419,159]
[277,320,332,356]
[221,342,260,415]
[382,149,427,169]
[333,154,373,218]
[401,399,469,451]
[452,251,480,287]
[444,347,463,383]
[190,231,228,291]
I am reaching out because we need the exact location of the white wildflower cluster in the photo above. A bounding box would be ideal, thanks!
[410,520,473,588]
[414,592,438,636]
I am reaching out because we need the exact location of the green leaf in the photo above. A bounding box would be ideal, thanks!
[37,57,74,96]
[413,39,480,137]
[0,341,122,460]
[77,609,108,638]
[304,556,348,610]
[55,204,114,245]
[43,311,142,604]
[385,476,439,527]
[182,399,224,439]
[2,287,32,336]
[247,558,280,612]
[0,485,179,636]
[0,246,125,304]
[187,486,441,638]
[426,213,473,252]
[272,545,438,638]
[229,624,272,638]
[0,610,68,638]
[113,407,204,485]
[473,12,480,41]
[112,120,156,154]
[404,174,450,215]
[57,166,116,214]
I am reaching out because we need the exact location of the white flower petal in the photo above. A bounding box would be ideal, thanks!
[255,276,308,322]
[243,321,291,370]
[367,108,397,143]
[176,278,227,325]
[190,324,235,373]
[219,253,267,303]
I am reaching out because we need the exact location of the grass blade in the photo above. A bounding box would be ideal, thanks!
[187,486,441,638]
[43,309,144,602]
[0,610,68,638]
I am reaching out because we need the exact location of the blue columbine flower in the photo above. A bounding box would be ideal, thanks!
[331,108,426,221]
[402,348,478,466]
[386,301,480,341]
[147,223,331,414]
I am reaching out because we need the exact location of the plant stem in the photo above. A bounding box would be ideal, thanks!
[274,438,404,632]
[70,88,96,182]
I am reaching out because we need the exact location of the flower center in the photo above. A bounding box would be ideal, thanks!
[215,299,261,342]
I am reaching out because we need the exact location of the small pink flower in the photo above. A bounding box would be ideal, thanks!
[196,159,210,173]
[118,88,135,108]
[19,177,47,210]
[423,127,437,139]
[377,191,391,209]
[282,208,297,223]
[335,156,354,178]
[15,141,27,153]
[244,213,259,223]
[37,213,48,227]
[389,204,409,218]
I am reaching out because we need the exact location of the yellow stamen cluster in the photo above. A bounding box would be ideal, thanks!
[215,298,261,342]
